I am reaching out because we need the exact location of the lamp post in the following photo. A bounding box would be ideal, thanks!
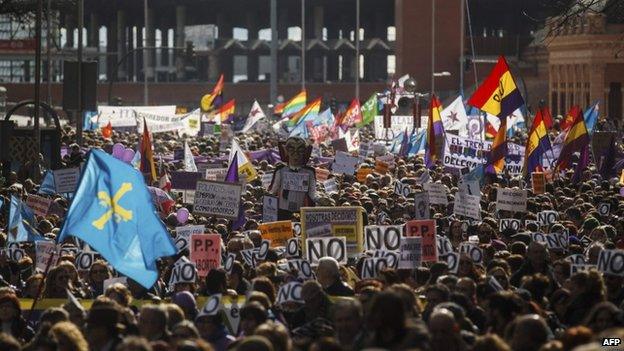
[404,77,429,130]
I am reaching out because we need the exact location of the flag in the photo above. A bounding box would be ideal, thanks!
[398,129,410,157]
[140,118,157,184]
[38,171,56,195]
[57,149,176,289]
[358,94,378,127]
[229,139,258,182]
[507,108,526,137]
[464,164,486,186]
[337,99,362,129]
[200,74,224,111]
[224,152,246,230]
[523,107,552,175]
[468,55,525,118]
[425,95,445,167]
[8,195,44,242]
[583,102,600,135]
[101,122,113,139]
[408,129,427,156]
[83,111,99,131]
[555,106,590,171]
[315,108,335,127]
[541,105,553,129]
[560,105,581,132]
[183,141,197,172]
[440,96,468,131]
[216,99,236,123]
[287,97,322,128]
[484,114,499,141]
[240,100,266,133]
[486,117,507,174]
[276,90,307,117]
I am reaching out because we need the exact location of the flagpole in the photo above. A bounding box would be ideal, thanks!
[301,0,306,91]
[431,0,435,93]
[355,0,360,101]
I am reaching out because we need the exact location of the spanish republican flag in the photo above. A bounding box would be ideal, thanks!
[486,117,507,174]
[523,107,552,176]
[275,90,307,117]
[560,105,581,131]
[468,56,525,118]
[555,106,589,171]
[217,99,236,122]
[200,74,224,111]
[425,95,445,168]
[140,118,157,184]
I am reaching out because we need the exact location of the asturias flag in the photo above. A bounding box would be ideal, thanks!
[57,149,176,289]
[468,55,525,118]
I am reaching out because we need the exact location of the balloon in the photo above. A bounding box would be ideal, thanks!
[112,143,125,159]
[176,208,190,224]
[122,148,135,163]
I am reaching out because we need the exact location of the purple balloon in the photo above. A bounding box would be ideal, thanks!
[112,143,125,159]
[121,148,135,163]
[176,208,190,224]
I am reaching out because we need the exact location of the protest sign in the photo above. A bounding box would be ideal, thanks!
[223,253,236,273]
[453,192,481,220]
[103,277,128,292]
[414,192,430,219]
[405,220,437,262]
[205,168,229,181]
[437,235,454,257]
[261,172,274,190]
[292,222,302,237]
[364,225,404,251]
[258,240,270,260]
[282,171,310,192]
[322,179,338,193]
[26,195,52,217]
[262,196,278,222]
[597,249,624,276]
[331,151,359,175]
[399,237,422,269]
[443,134,524,174]
[75,251,95,271]
[496,188,527,212]
[239,249,258,268]
[530,232,569,250]
[190,234,222,277]
[373,250,399,269]
[359,142,370,159]
[285,238,300,258]
[361,257,389,279]
[460,242,484,264]
[356,168,373,183]
[315,168,330,182]
[276,282,304,305]
[525,219,540,229]
[458,179,480,197]
[566,254,586,265]
[285,259,314,279]
[394,180,411,197]
[175,225,205,253]
[96,105,176,127]
[169,258,198,285]
[532,172,546,194]
[598,203,611,217]
[194,181,242,219]
[301,206,364,257]
[199,294,222,316]
[171,171,203,190]
[537,211,559,227]
[35,241,58,272]
[374,160,389,174]
[4,248,26,262]
[423,183,448,205]
[53,168,80,193]
[373,115,419,140]
[443,252,460,273]
[258,221,293,247]
[306,236,347,265]
[499,219,522,232]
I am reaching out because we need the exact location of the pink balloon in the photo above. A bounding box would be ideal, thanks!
[121,148,135,163]
[112,143,125,159]
[176,208,190,224]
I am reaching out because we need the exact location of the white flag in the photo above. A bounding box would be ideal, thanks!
[241,100,266,133]
[440,96,468,132]
[184,141,198,172]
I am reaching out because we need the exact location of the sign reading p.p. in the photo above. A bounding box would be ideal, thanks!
[405,220,437,262]
[190,234,222,277]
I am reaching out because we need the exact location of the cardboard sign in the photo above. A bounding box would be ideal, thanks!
[414,192,430,219]
[597,249,624,276]
[437,235,454,257]
[364,225,403,251]
[285,238,300,258]
[282,171,310,192]
[103,277,127,292]
[199,294,222,316]
[169,258,198,285]
[571,263,595,275]
[35,241,58,272]
[239,249,258,268]
[496,188,527,212]
[292,222,302,237]
[530,232,568,250]
[26,195,52,217]
[399,236,422,269]
[261,172,274,190]
[331,151,359,175]
[453,192,481,220]
[223,253,236,273]
[356,168,373,183]
[531,172,545,194]
[2,248,26,262]
[262,196,278,223]
[194,181,242,219]
[322,179,338,194]
[204,168,229,182]
[171,171,203,190]
[258,221,293,247]
[75,251,95,271]
[499,219,522,232]
[361,257,388,279]
[315,168,330,182]
[175,225,205,253]
[301,206,364,257]
[53,167,80,193]
[373,250,399,269]
[443,252,460,273]
[460,242,483,264]
[525,219,540,229]
[598,203,611,217]
[285,259,314,279]
[566,254,586,265]
[276,282,304,305]
[306,236,347,265]
[359,142,371,159]
[190,234,222,277]
[405,220,437,262]
[458,179,480,197]
[258,240,270,260]
[537,211,559,227]
[423,183,448,205]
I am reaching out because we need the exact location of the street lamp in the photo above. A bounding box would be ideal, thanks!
[404,78,429,129]
[433,71,451,77]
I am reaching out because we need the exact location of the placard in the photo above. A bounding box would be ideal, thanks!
[261,172,274,190]
[437,235,453,257]
[597,249,624,276]
[443,134,525,174]
[75,251,95,271]
[171,171,203,190]
[405,220,437,262]
[375,160,389,174]
[414,192,430,219]
[566,254,586,265]
[443,252,460,273]
[205,168,229,182]
[423,183,448,205]
[315,168,330,182]
[394,181,411,197]
[399,237,422,269]
[598,203,611,217]
[331,151,359,175]
[276,282,304,305]
[258,221,293,247]
[356,168,373,183]
[496,188,527,212]
[373,250,399,269]
[331,138,349,153]
[306,236,347,265]
[26,195,52,217]
[361,257,388,279]
[460,242,483,264]
[194,181,242,219]
[175,225,205,253]
[531,172,545,194]
[53,168,80,193]
[537,210,559,227]
[262,196,278,222]
[322,179,338,194]
[530,232,569,251]
[453,192,481,220]
[499,219,521,232]
[169,258,198,285]
[364,225,404,251]
[301,206,365,257]
[35,241,58,272]
[282,171,310,192]
[285,238,300,258]
[285,259,314,279]
[458,179,480,197]
[190,234,222,277]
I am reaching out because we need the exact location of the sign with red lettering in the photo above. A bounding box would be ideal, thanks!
[190,234,222,277]
[405,220,437,262]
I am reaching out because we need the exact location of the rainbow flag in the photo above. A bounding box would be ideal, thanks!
[555,106,589,171]
[486,117,507,174]
[200,74,224,111]
[468,56,525,118]
[287,97,321,128]
[276,90,307,117]
[425,95,445,168]
[523,107,552,175]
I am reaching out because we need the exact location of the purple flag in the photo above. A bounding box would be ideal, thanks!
[225,151,239,183]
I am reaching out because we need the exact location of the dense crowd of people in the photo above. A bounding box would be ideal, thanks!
[1,114,624,351]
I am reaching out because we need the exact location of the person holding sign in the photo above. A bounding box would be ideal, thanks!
[269,137,318,220]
